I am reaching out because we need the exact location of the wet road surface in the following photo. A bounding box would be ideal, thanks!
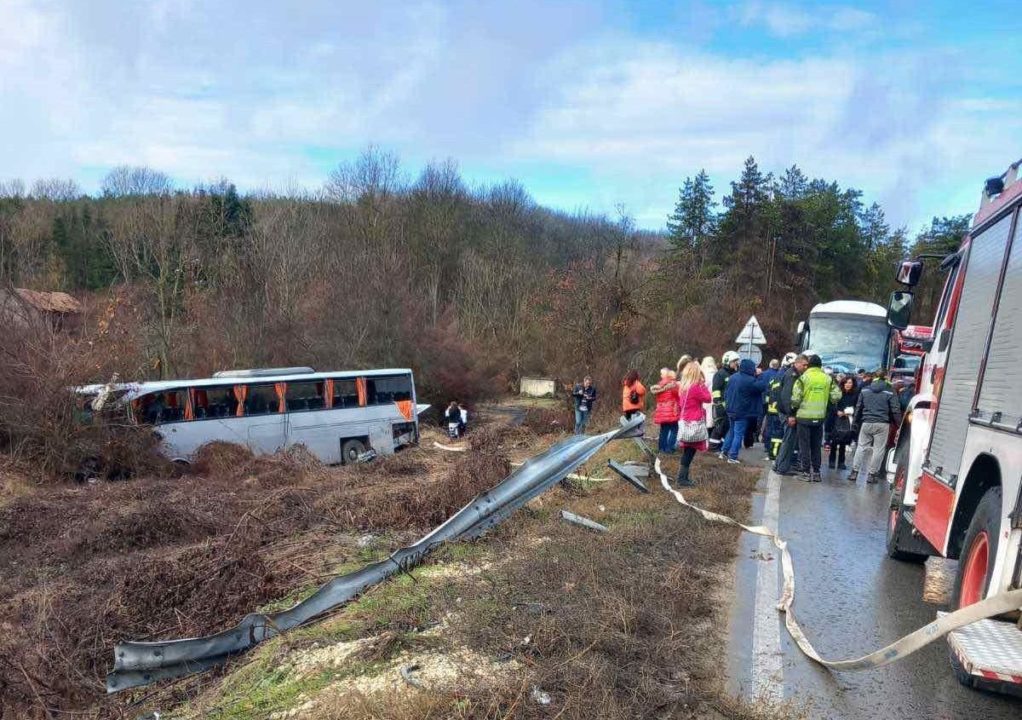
[726,457,1022,719]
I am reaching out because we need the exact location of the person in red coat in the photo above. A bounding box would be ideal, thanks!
[651,368,680,453]
[676,360,713,486]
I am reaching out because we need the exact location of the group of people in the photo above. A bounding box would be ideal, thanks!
[567,350,905,489]
[765,356,902,482]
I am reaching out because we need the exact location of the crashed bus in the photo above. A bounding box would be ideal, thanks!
[885,156,1022,694]
[77,367,421,464]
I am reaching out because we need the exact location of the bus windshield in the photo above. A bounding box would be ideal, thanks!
[807,316,890,374]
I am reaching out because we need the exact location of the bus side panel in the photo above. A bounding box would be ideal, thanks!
[927,214,1012,480]
[159,418,251,460]
[285,408,346,463]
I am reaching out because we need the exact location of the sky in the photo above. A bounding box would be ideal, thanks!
[2,0,1021,232]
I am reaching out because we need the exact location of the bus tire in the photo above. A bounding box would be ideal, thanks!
[886,449,928,563]
[341,438,367,465]
[951,486,1001,610]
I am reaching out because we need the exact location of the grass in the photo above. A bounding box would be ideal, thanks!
[156,439,781,720]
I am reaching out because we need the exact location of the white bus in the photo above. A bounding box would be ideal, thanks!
[82,367,421,464]
[796,300,892,373]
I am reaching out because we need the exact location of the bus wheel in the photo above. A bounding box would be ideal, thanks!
[951,486,1001,609]
[341,438,367,465]
[886,448,927,563]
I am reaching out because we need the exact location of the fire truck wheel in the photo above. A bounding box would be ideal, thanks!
[951,485,1002,609]
[886,450,927,563]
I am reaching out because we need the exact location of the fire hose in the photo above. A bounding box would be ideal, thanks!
[650,456,1022,671]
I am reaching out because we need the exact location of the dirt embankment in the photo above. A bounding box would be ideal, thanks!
[0,427,513,719]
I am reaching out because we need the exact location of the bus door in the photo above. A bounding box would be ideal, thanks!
[237,383,287,455]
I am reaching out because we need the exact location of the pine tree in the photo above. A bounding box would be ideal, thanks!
[715,157,775,298]
[666,169,717,256]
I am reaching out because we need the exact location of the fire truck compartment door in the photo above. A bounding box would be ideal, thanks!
[928,213,1012,479]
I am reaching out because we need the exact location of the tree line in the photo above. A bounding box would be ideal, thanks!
[0,150,971,406]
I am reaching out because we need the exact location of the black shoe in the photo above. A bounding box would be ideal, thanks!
[848,472,859,483]
[827,460,836,469]
[837,463,847,470]
[812,472,823,482]
[866,474,878,484]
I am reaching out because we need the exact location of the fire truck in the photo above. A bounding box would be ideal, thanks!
[885,157,1022,694]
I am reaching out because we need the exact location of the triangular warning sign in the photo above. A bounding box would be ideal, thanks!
[735,315,767,345]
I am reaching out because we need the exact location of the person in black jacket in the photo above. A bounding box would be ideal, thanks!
[828,376,859,470]
[710,351,739,450]
[772,354,808,475]
[850,375,902,483]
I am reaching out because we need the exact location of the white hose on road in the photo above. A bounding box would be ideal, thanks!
[652,458,1022,672]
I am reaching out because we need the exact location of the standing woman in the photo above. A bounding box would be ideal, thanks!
[651,368,680,454]
[830,375,860,471]
[621,369,646,420]
[700,356,718,432]
[676,360,713,486]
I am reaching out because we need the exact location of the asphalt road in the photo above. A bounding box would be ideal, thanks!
[725,456,1022,719]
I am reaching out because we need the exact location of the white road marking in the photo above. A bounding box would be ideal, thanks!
[752,470,784,702]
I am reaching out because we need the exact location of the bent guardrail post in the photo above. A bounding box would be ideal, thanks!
[106,414,645,692]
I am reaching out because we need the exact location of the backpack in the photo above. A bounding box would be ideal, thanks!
[629,388,640,405]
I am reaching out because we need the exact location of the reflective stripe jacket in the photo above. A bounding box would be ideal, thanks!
[711,366,733,406]
[791,367,841,421]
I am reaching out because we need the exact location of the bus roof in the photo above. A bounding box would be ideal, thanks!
[74,368,414,400]
[809,300,886,319]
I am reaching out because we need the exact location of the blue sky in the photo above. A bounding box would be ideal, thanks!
[2,0,1021,233]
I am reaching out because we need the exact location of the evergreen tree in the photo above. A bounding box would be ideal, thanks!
[715,156,775,299]
[666,169,717,256]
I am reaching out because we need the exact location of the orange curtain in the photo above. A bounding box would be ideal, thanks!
[395,399,413,421]
[234,385,247,416]
[274,382,286,413]
[356,377,367,407]
[184,389,195,421]
[324,379,334,409]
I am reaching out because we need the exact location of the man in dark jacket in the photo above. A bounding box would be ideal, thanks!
[722,358,768,464]
[850,376,902,484]
[710,351,740,450]
[572,377,597,434]
[772,354,808,475]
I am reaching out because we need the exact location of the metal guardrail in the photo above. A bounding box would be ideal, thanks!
[106,414,646,692]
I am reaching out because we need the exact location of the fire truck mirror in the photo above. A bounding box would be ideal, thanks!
[887,290,914,330]
[896,259,923,287]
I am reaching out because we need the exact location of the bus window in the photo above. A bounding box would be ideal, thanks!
[137,389,187,425]
[243,384,280,416]
[368,375,413,404]
[286,381,325,411]
[193,386,238,419]
[331,379,359,408]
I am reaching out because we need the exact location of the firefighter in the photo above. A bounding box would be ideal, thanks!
[711,351,740,455]
[773,353,807,475]
[761,358,782,456]
[791,354,842,482]
[762,358,785,459]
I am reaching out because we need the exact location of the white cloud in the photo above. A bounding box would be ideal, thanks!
[511,40,1022,228]
[734,1,877,38]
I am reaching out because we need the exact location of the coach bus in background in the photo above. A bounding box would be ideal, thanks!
[79,367,421,464]
[884,156,1022,695]
[796,300,892,373]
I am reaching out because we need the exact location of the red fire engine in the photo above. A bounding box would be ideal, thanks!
[885,157,1022,694]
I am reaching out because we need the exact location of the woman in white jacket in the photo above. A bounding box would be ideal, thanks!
[700,356,718,430]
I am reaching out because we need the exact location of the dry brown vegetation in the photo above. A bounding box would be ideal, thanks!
[165,442,784,720]
[0,428,510,719]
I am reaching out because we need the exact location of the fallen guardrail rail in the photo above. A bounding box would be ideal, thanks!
[106,414,646,692]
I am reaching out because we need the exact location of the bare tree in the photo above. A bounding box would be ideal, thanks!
[30,178,80,202]
[101,166,173,197]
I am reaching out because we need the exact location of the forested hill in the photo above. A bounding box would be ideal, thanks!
[0,150,969,401]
